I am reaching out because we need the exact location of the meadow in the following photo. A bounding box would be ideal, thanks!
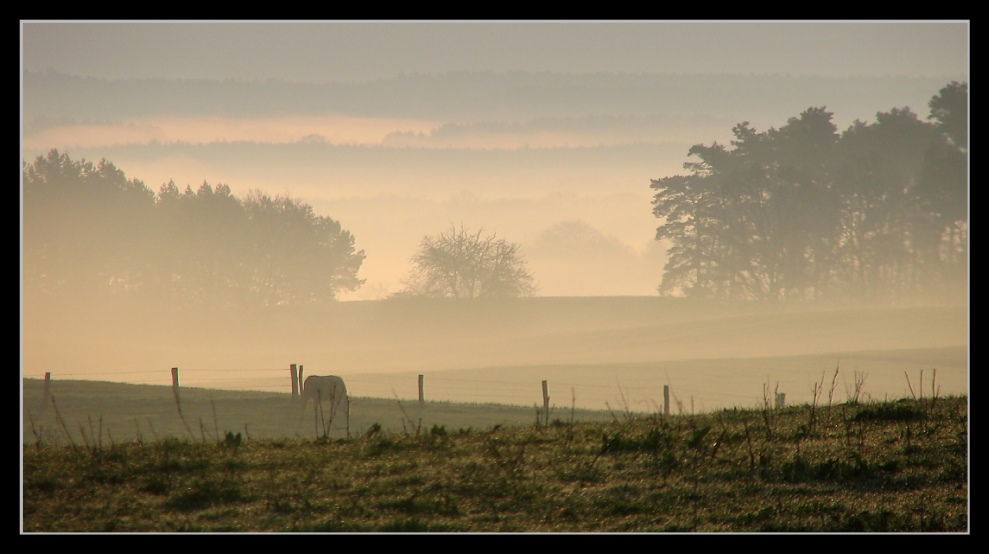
[23,297,970,413]
[21,378,968,533]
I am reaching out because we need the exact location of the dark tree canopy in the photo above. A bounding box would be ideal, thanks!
[927,81,968,151]
[400,225,536,299]
[650,82,967,305]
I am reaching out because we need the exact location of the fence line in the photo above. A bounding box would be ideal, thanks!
[26,364,799,415]
[30,361,962,414]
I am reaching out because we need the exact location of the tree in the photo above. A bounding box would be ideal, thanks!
[927,81,967,151]
[651,108,843,302]
[527,220,645,297]
[240,190,365,306]
[400,225,536,299]
[23,150,366,309]
[650,84,966,305]
[23,149,156,298]
[834,107,938,301]
[917,81,968,299]
[151,180,253,308]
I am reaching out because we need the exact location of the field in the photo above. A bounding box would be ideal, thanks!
[21,379,968,533]
[21,297,969,532]
[22,297,969,413]
[22,378,616,444]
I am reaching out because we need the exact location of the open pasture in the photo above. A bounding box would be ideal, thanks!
[22,298,968,414]
[22,381,968,532]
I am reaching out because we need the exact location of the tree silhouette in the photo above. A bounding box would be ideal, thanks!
[917,81,968,298]
[23,150,156,298]
[23,149,366,310]
[241,190,365,306]
[650,81,967,304]
[834,107,937,301]
[652,109,842,301]
[400,225,536,299]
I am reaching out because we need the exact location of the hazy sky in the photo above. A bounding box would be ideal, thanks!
[20,20,970,300]
[22,20,969,82]
[20,21,969,403]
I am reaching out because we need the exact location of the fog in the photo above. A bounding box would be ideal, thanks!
[20,21,969,411]
[21,21,968,82]
[21,293,968,411]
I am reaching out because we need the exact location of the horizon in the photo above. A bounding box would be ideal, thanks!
[21,21,968,404]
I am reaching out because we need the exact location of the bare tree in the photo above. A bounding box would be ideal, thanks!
[400,224,536,299]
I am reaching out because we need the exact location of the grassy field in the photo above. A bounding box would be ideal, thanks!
[22,298,969,413]
[21,379,968,533]
[22,378,616,444]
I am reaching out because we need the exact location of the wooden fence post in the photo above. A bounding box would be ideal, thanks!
[776,392,786,409]
[664,385,670,416]
[42,372,51,408]
[298,365,304,395]
[171,367,181,406]
[290,364,299,400]
[419,374,424,404]
[542,380,550,426]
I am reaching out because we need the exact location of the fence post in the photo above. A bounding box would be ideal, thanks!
[299,365,305,396]
[542,380,550,426]
[776,392,786,409]
[42,372,51,408]
[290,364,299,400]
[418,374,424,404]
[171,367,181,405]
[664,385,670,416]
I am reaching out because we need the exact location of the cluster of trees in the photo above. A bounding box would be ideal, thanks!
[651,81,967,304]
[22,150,366,309]
[22,80,967,308]
[21,151,536,308]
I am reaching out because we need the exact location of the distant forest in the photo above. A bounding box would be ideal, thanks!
[21,81,967,309]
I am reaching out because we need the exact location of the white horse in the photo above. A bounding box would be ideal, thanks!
[301,375,350,432]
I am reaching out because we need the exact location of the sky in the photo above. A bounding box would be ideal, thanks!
[19,20,970,403]
[20,20,971,299]
[21,20,969,82]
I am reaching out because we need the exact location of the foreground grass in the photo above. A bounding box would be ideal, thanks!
[22,378,619,444]
[22,394,967,533]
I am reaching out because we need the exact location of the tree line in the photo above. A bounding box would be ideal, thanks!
[21,152,535,308]
[22,152,366,309]
[650,81,967,304]
[22,81,966,309]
